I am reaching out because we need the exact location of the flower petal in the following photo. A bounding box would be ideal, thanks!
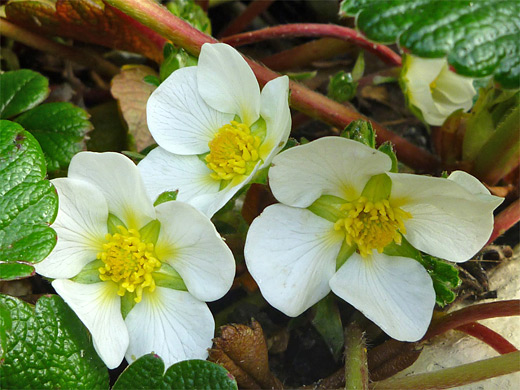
[137,147,221,212]
[433,65,476,106]
[35,178,107,279]
[330,252,435,341]
[188,162,261,217]
[147,66,233,155]
[269,137,392,208]
[52,280,128,369]
[125,287,214,368]
[155,201,235,302]
[68,152,155,230]
[258,75,291,165]
[389,173,503,262]
[403,55,445,87]
[197,43,260,126]
[245,204,343,317]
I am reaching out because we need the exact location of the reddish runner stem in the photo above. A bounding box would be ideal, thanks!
[222,23,402,67]
[104,0,440,172]
[261,38,353,71]
[486,199,520,245]
[423,300,520,342]
[456,322,518,354]
[218,0,275,38]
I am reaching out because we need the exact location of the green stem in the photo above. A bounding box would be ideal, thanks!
[344,323,369,390]
[471,105,520,185]
[371,351,520,390]
[0,19,120,78]
[104,0,440,172]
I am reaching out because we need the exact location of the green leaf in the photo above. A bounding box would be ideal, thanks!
[0,120,58,275]
[0,294,109,389]
[0,261,35,281]
[166,0,212,35]
[311,294,344,361]
[419,255,461,307]
[15,102,92,172]
[340,119,376,148]
[328,71,357,103]
[113,354,237,390]
[340,0,520,89]
[0,69,49,119]
[160,45,198,82]
[154,190,179,206]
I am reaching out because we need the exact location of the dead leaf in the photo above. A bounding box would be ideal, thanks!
[111,64,157,151]
[5,0,165,63]
[209,320,283,390]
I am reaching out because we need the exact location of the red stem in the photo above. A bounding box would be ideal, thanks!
[261,38,353,71]
[104,0,439,172]
[423,300,520,341]
[219,0,275,38]
[486,199,520,245]
[222,23,402,67]
[456,322,518,354]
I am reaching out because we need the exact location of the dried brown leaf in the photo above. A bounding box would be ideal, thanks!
[209,320,282,390]
[111,65,157,151]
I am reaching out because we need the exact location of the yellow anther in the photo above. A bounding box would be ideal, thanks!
[334,197,412,257]
[205,121,261,181]
[97,225,161,303]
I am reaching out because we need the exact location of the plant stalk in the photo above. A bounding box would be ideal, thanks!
[423,300,520,341]
[486,198,520,245]
[344,323,369,390]
[222,23,402,67]
[218,0,275,38]
[0,19,120,78]
[456,322,518,354]
[371,351,520,389]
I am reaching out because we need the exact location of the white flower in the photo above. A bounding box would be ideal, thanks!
[35,152,235,369]
[244,137,502,341]
[138,43,291,217]
[401,54,477,126]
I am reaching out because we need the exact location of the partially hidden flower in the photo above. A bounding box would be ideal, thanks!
[138,43,291,217]
[400,54,477,126]
[244,137,502,341]
[35,152,235,369]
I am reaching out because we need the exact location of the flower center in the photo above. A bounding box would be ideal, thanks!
[205,120,261,181]
[97,225,161,303]
[334,197,412,257]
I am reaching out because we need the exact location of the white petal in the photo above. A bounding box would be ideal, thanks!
[269,137,392,208]
[197,43,260,126]
[187,162,261,218]
[433,65,476,106]
[35,178,107,279]
[146,66,233,155]
[68,152,155,230]
[154,201,235,302]
[125,287,214,368]
[447,170,503,206]
[403,55,445,86]
[330,252,435,341]
[137,147,221,212]
[258,76,291,165]
[245,204,343,317]
[389,173,503,262]
[52,280,128,369]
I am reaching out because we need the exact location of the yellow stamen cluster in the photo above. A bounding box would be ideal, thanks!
[334,197,412,257]
[97,226,161,303]
[205,120,261,181]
